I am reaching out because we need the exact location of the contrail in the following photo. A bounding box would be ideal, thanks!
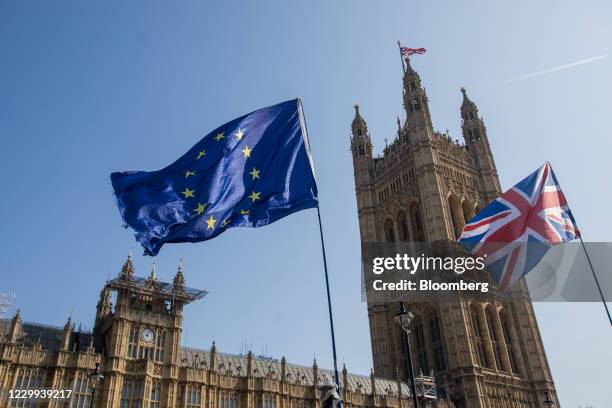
[493,54,608,86]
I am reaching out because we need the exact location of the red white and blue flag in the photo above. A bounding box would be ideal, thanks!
[401,47,426,56]
[458,162,579,290]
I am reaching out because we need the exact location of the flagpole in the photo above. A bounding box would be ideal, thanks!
[397,40,406,74]
[578,235,612,326]
[316,205,343,404]
[297,98,342,405]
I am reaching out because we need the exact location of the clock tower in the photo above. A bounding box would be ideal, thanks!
[93,254,207,408]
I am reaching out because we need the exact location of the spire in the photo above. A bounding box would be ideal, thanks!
[61,316,72,350]
[370,368,376,395]
[351,104,372,159]
[9,309,22,343]
[149,260,157,281]
[351,103,368,137]
[173,258,185,288]
[460,86,476,110]
[396,114,402,136]
[120,250,134,280]
[402,57,431,132]
[64,315,72,331]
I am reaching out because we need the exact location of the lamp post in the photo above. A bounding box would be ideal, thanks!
[88,362,104,408]
[543,392,554,407]
[395,302,419,408]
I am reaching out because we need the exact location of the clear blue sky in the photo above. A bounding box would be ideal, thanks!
[1,1,610,407]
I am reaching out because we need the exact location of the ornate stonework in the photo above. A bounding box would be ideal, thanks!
[350,59,559,407]
[0,256,447,408]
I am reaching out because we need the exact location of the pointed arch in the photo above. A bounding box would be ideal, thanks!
[429,309,447,371]
[462,199,475,225]
[448,194,465,239]
[500,309,519,374]
[485,306,502,371]
[397,211,410,241]
[411,314,429,374]
[410,202,425,241]
[384,218,396,243]
[469,304,487,367]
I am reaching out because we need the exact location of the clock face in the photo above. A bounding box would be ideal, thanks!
[141,328,155,343]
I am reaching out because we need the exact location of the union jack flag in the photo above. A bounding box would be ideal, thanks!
[458,162,579,290]
[401,47,426,56]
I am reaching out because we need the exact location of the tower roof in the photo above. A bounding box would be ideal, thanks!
[460,86,476,110]
[352,104,365,127]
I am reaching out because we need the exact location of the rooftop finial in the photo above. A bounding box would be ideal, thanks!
[64,315,72,331]
[150,259,157,281]
[121,249,135,279]
[173,258,185,287]
[460,86,474,108]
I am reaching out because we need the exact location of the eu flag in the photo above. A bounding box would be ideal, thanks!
[111,99,318,256]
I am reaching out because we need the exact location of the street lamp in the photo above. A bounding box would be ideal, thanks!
[395,302,419,408]
[88,363,104,408]
[543,392,554,407]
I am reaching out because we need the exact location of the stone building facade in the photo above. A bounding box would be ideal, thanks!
[350,56,559,408]
[0,256,448,408]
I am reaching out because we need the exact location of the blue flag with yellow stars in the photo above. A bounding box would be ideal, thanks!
[111,99,318,256]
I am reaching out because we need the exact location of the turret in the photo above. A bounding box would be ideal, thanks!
[350,104,378,243]
[350,104,372,159]
[94,286,112,331]
[173,259,186,289]
[120,251,134,281]
[61,316,73,350]
[402,57,433,133]
[8,309,22,343]
[460,87,502,201]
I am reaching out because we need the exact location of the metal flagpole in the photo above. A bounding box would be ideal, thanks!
[578,235,612,326]
[397,40,406,73]
[316,206,343,406]
[297,97,342,406]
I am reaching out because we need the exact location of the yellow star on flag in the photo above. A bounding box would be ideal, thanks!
[206,215,216,230]
[215,132,225,142]
[248,191,261,202]
[221,219,230,227]
[181,188,195,198]
[194,203,206,215]
[239,209,250,215]
[249,167,260,180]
[185,170,196,178]
[234,129,244,140]
[196,149,206,159]
[242,145,252,158]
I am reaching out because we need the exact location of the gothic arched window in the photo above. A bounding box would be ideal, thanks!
[448,195,464,239]
[186,384,202,408]
[384,219,395,242]
[413,316,429,374]
[470,304,488,367]
[486,307,503,371]
[462,200,475,225]
[397,211,410,241]
[500,310,519,374]
[430,311,447,371]
[410,203,425,241]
